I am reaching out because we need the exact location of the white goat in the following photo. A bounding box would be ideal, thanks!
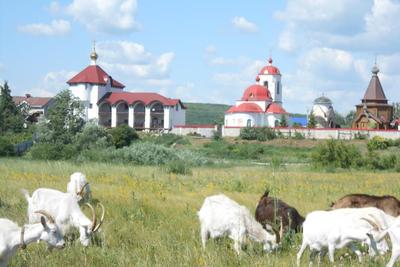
[198,194,280,254]
[22,188,104,247]
[381,216,400,267]
[297,207,392,266]
[67,172,91,201]
[0,211,65,267]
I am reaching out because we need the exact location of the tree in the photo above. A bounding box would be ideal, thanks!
[307,112,317,128]
[393,102,400,119]
[108,124,139,148]
[279,115,288,127]
[344,110,356,127]
[37,89,84,144]
[0,81,24,133]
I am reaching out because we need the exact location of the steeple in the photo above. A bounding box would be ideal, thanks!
[362,62,387,103]
[90,41,98,65]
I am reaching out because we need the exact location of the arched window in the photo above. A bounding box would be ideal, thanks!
[264,81,268,88]
[247,119,252,127]
[276,81,280,94]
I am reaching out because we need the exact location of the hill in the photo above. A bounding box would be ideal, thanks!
[184,102,230,125]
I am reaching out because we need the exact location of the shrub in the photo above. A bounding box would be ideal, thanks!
[165,160,192,175]
[292,132,305,140]
[239,127,276,141]
[108,125,139,148]
[212,130,222,141]
[311,139,361,169]
[74,123,112,150]
[366,152,397,170]
[28,143,77,160]
[142,133,188,146]
[367,136,389,151]
[0,137,15,156]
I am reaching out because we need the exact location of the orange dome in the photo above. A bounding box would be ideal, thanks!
[241,84,272,101]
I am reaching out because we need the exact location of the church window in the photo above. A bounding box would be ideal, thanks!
[247,119,252,127]
[276,81,280,94]
[264,81,268,87]
[249,92,254,98]
[89,104,93,109]
[175,105,178,111]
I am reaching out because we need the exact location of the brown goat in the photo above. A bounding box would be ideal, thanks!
[255,191,305,234]
[330,193,400,217]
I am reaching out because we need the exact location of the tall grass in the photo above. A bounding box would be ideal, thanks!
[0,158,398,266]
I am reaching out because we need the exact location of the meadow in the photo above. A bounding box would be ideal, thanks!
[1,158,399,266]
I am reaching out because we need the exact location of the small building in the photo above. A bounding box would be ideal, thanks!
[13,94,54,122]
[224,57,288,128]
[353,64,393,129]
[311,95,336,128]
[67,46,186,131]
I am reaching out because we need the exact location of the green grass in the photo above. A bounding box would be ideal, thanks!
[1,158,399,266]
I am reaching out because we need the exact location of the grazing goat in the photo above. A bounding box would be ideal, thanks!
[379,216,400,267]
[198,194,280,254]
[22,188,104,247]
[67,172,91,201]
[331,193,400,217]
[255,190,304,234]
[0,211,64,267]
[297,207,392,266]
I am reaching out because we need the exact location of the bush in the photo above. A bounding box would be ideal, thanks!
[311,139,361,169]
[165,160,192,175]
[108,125,139,148]
[74,123,112,150]
[367,136,389,151]
[292,132,305,140]
[0,137,15,156]
[142,133,188,146]
[28,143,77,160]
[212,130,222,141]
[366,152,397,170]
[239,127,276,141]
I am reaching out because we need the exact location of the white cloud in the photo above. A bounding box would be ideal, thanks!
[18,20,71,36]
[48,1,62,14]
[205,45,217,55]
[26,70,77,97]
[232,16,257,33]
[66,0,139,33]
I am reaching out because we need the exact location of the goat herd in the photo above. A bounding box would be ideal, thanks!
[1,171,400,267]
[198,192,400,267]
[0,172,103,267]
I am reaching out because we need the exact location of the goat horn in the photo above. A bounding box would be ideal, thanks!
[34,210,55,224]
[361,217,379,231]
[78,182,89,196]
[368,213,384,231]
[93,203,105,233]
[279,218,284,241]
[85,203,97,232]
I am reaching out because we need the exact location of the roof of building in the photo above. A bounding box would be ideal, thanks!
[13,95,53,108]
[258,58,281,75]
[67,65,125,89]
[241,84,272,101]
[98,92,186,108]
[226,103,263,113]
[362,65,387,103]
[313,96,332,105]
[266,103,288,114]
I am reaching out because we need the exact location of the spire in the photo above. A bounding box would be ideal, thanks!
[371,55,379,76]
[362,61,387,103]
[90,40,98,65]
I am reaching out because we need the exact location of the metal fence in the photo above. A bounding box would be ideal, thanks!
[14,140,33,155]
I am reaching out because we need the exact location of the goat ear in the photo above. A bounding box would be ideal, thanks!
[40,216,47,228]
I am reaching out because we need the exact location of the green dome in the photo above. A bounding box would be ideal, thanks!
[313,96,332,105]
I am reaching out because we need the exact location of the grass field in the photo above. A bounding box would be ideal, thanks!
[1,158,399,266]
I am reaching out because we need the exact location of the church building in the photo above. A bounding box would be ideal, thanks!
[224,57,288,127]
[67,47,186,131]
[353,64,393,129]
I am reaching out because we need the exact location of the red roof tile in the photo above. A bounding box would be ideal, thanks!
[266,103,288,114]
[67,65,125,88]
[99,92,186,108]
[13,96,53,107]
[241,84,272,101]
[226,103,263,113]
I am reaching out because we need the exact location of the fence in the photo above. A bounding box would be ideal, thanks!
[14,140,33,155]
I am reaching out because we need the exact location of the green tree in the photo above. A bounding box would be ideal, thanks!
[393,102,400,119]
[37,89,84,144]
[279,115,288,127]
[108,124,139,148]
[335,113,346,127]
[307,112,316,128]
[0,81,24,133]
[345,110,356,128]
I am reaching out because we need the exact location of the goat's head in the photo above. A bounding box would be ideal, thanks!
[79,203,105,246]
[262,220,283,252]
[35,210,65,249]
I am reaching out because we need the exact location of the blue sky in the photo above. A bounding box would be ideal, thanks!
[1,0,400,114]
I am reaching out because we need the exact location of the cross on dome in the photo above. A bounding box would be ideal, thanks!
[90,41,98,65]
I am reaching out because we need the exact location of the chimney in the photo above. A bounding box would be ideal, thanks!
[25,93,31,98]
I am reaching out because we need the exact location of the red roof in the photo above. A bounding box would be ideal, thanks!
[266,103,288,114]
[241,84,272,101]
[226,103,263,113]
[13,96,53,107]
[258,58,280,75]
[99,92,186,108]
[67,65,125,88]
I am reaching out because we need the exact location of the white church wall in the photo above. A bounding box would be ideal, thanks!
[225,113,261,127]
